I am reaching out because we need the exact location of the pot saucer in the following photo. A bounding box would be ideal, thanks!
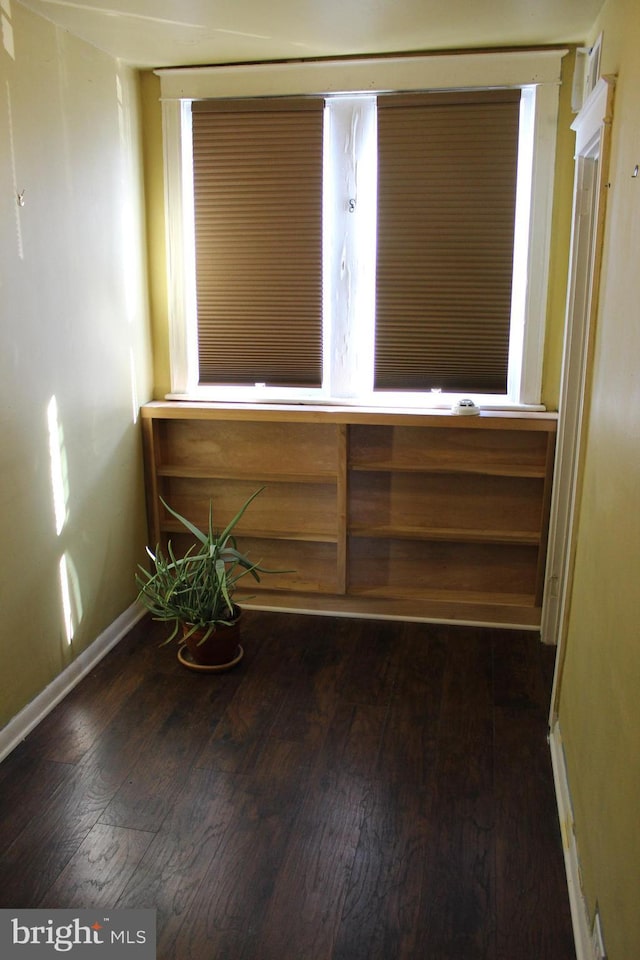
[177,644,244,672]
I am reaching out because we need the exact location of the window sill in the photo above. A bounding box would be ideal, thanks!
[164,389,549,416]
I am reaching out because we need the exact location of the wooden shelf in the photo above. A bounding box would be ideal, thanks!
[348,524,541,545]
[349,461,548,479]
[162,522,338,544]
[349,423,551,479]
[157,466,336,484]
[346,584,536,607]
[141,402,556,629]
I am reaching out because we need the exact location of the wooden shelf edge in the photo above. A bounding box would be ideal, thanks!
[349,462,548,479]
[348,525,541,546]
[347,586,536,605]
[160,523,338,544]
[157,467,338,484]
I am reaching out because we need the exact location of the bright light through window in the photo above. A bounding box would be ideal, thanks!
[323,96,377,399]
[159,51,564,410]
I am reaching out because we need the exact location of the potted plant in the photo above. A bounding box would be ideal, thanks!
[135,487,276,671]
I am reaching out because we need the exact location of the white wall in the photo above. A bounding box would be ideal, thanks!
[0,1,152,727]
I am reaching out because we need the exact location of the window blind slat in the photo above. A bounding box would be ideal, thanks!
[375,89,520,393]
[192,98,324,386]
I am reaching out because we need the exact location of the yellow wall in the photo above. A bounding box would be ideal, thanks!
[0,3,153,727]
[140,71,171,399]
[558,1,640,957]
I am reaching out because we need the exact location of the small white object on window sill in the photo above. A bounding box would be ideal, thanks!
[452,398,480,416]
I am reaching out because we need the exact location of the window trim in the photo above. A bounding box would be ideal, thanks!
[157,49,567,409]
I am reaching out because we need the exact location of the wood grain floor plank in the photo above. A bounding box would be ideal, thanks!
[334,617,402,707]
[0,769,117,907]
[194,670,293,774]
[39,822,155,909]
[245,768,368,960]
[494,707,575,960]
[0,613,575,960]
[418,737,496,960]
[99,676,229,831]
[437,626,494,747]
[377,624,447,785]
[0,753,74,859]
[319,699,389,783]
[192,615,314,774]
[405,628,497,960]
[267,627,348,751]
[0,644,204,906]
[116,766,243,953]
[18,619,159,766]
[162,740,310,960]
[493,634,575,960]
[332,779,433,960]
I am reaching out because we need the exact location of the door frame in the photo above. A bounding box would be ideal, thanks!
[542,76,615,724]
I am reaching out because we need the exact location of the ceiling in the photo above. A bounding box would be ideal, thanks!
[17,0,604,69]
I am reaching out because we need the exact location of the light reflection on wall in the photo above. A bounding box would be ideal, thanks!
[47,395,68,535]
[130,346,139,424]
[59,552,83,645]
[47,395,83,643]
[58,554,74,644]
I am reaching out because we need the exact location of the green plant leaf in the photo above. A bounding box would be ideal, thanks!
[160,496,209,545]
[217,485,265,545]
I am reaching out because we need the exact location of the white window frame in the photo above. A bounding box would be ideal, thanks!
[156,49,567,410]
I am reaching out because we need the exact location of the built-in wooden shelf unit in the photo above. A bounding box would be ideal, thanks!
[141,402,557,628]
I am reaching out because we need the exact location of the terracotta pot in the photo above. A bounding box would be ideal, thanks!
[179,608,243,670]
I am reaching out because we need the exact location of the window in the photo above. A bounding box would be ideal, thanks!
[192,97,324,387]
[374,89,520,394]
[157,50,566,408]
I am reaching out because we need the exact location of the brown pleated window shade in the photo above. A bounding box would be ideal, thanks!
[375,90,521,393]
[191,98,324,386]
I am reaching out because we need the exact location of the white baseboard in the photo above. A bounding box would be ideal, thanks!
[0,602,146,764]
[549,720,597,960]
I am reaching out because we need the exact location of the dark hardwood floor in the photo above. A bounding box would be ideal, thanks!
[0,612,575,959]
